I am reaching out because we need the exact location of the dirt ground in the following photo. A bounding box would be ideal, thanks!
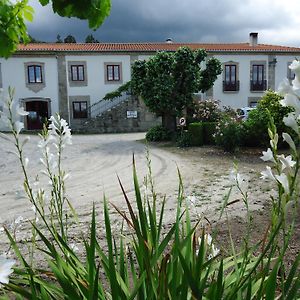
[0,133,298,261]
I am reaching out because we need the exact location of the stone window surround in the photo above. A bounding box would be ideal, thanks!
[20,97,51,129]
[222,61,239,93]
[69,95,90,120]
[250,60,267,93]
[104,62,123,84]
[72,101,88,119]
[24,62,46,93]
[67,61,88,87]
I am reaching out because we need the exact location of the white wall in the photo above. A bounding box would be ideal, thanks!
[212,54,268,109]
[0,56,59,131]
[66,54,131,105]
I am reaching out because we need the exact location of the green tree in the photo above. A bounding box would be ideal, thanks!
[131,47,222,132]
[85,34,99,43]
[64,34,77,43]
[0,0,111,58]
[56,34,63,43]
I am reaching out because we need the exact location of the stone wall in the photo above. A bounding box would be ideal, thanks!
[73,96,161,133]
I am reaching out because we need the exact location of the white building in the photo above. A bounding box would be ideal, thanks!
[0,33,299,131]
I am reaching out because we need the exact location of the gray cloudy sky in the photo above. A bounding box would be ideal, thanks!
[27,0,300,46]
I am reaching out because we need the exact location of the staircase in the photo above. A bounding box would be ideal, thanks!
[89,92,131,117]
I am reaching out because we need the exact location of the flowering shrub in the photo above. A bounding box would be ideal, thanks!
[192,99,221,122]
[0,68,299,299]
[214,116,242,152]
[243,90,294,147]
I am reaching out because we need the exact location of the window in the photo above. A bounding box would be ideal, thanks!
[223,64,239,91]
[28,65,43,83]
[71,65,85,81]
[107,65,120,81]
[72,101,88,119]
[251,64,266,91]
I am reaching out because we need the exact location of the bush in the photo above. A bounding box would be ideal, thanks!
[202,122,217,145]
[146,125,171,141]
[176,130,192,147]
[188,122,204,146]
[215,117,242,152]
[243,90,293,147]
[191,99,221,122]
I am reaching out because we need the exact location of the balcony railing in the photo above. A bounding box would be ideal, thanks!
[250,80,267,91]
[223,80,240,92]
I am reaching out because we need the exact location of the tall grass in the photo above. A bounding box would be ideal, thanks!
[0,87,299,299]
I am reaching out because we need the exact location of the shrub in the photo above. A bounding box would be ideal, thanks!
[202,122,217,144]
[188,122,204,146]
[243,90,293,147]
[146,125,171,141]
[215,117,242,152]
[176,129,192,147]
[191,99,221,122]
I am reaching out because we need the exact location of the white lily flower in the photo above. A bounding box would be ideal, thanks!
[14,121,24,135]
[278,78,294,95]
[283,113,299,134]
[282,133,296,152]
[278,155,296,172]
[0,256,15,285]
[260,166,276,181]
[260,148,275,163]
[275,174,290,194]
[280,94,300,115]
[289,60,300,77]
[16,106,29,116]
[292,76,300,90]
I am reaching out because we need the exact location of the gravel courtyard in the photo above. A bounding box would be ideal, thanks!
[0,132,272,231]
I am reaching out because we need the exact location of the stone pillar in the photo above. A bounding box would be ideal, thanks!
[57,55,69,122]
[268,55,277,91]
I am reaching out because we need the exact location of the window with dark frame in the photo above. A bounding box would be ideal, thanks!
[223,64,239,91]
[71,65,85,81]
[107,65,120,81]
[28,65,43,83]
[72,101,88,119]
[251,64,266,91]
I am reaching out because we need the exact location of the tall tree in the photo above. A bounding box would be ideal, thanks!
[56,34,63,43]
[0,0,111,58]
[64,35,77,43]
[131,47,222,132]
[85,34,99,43]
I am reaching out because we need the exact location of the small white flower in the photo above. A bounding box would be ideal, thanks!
[289,60,300,77]
[0,256,15,285]
[16,106,29,116]
[14,121,24,135]
[260,166,276,181]
[186,195,197,207]
[69,243,79,252]
[278,155,296,172]
[278,78,294,95]
[283,113,299,135]
[260,148,275,163]
[282,133,296,152]
[275,174,290,194]
[280,94,300,115]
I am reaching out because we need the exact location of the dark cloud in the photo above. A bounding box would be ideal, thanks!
[26,0,299,45]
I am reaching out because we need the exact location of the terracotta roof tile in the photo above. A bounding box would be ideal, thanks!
[17,42,300,53]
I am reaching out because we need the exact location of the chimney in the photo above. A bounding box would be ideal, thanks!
[249,32,258,46]
[165,38,173,44]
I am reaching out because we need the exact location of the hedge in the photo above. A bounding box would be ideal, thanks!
[188,122,204,146]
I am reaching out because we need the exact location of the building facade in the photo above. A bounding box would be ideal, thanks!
[0,33,299,131]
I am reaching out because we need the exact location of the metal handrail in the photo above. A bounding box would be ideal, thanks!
[89,92,131,117]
